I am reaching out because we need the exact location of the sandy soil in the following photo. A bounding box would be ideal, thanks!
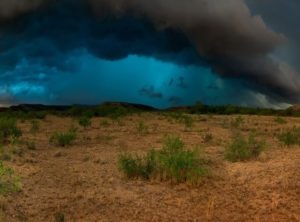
[1,114,300,221]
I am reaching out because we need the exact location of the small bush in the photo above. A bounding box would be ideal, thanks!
[274,117,287,124]
[0,162,21,195]
[225,133,265,162]
[183,115,194,129]
[136,121,149,135]
[118,151,155,179]
[54,212,65,222]
[0,118,22,144]
[30,120,40,134]
[167,112,194,129]
[78,116,91,128]
[50,128,77,147]
[118,136,208,184]
[278,127,300,146]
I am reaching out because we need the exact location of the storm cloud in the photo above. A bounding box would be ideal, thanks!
[0,0,47,21]
[0,0,299,107]
[89,0,300,98]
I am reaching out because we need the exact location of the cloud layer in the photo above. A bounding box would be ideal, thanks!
[0,0,299,106]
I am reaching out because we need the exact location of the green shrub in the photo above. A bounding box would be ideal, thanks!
[183,115,194,129]
[118,136,208,184]
[274,117,287,124]
[136,121,149,135]
[50,128,77,147]
[78,116,91,128]
[30,120,40,134]
[167,112,194,129]
[225,133,265,162]
[118,150,156,179]
[54,212,65,222]
[0,162,21,195]
[278,127,300,146]
[0,118,22,144]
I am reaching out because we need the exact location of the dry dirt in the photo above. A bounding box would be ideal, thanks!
[1,114,300,221]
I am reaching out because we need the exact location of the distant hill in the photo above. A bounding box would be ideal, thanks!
[0,102,299,117]
[101,102,157,111]
[0,102,157,113]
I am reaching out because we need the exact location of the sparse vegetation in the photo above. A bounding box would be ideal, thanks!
[0,118,22,145]
[225,133,265,162]
[118,136,209,184]
[166,112,194,129]
[78,116,92,128]
[0,162,21,195]
[183,115,194,130]
[274,117,287,124]
[30,120,40,134]
[54,212,65,222]
[50,128,77,147]
[2,103,300,220]
[136,121,149,135]
[278,127,300,146]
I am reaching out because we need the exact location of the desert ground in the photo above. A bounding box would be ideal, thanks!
[1,113,300,221]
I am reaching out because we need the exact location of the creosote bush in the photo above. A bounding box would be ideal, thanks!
[274,117,287,124]
[278,127,300,146]
[50,128,77,147]
[166,112,194,129]
[78,116,92,128]
[0,117,22,145]
[30,120,40,134]
[0,162,21,195]
[118,136,209,184]
[225,133,265,162]
[136,121,149,135]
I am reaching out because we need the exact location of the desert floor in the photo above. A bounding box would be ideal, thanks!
[1,113,300,221]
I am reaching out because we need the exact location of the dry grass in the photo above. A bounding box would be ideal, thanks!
[0,113,299,221]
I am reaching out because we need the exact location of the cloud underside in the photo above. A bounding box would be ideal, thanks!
[0,0,299,107]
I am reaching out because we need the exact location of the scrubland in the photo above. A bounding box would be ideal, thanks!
[0,107,299,221]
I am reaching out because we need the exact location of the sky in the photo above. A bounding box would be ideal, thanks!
[0,0,299,108]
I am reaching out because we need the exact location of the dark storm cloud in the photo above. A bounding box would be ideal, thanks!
[89,0,300,101]
[0,0,48,21]
[0,0,299,105]
[0,0,200,72]
[246,0,300,70]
